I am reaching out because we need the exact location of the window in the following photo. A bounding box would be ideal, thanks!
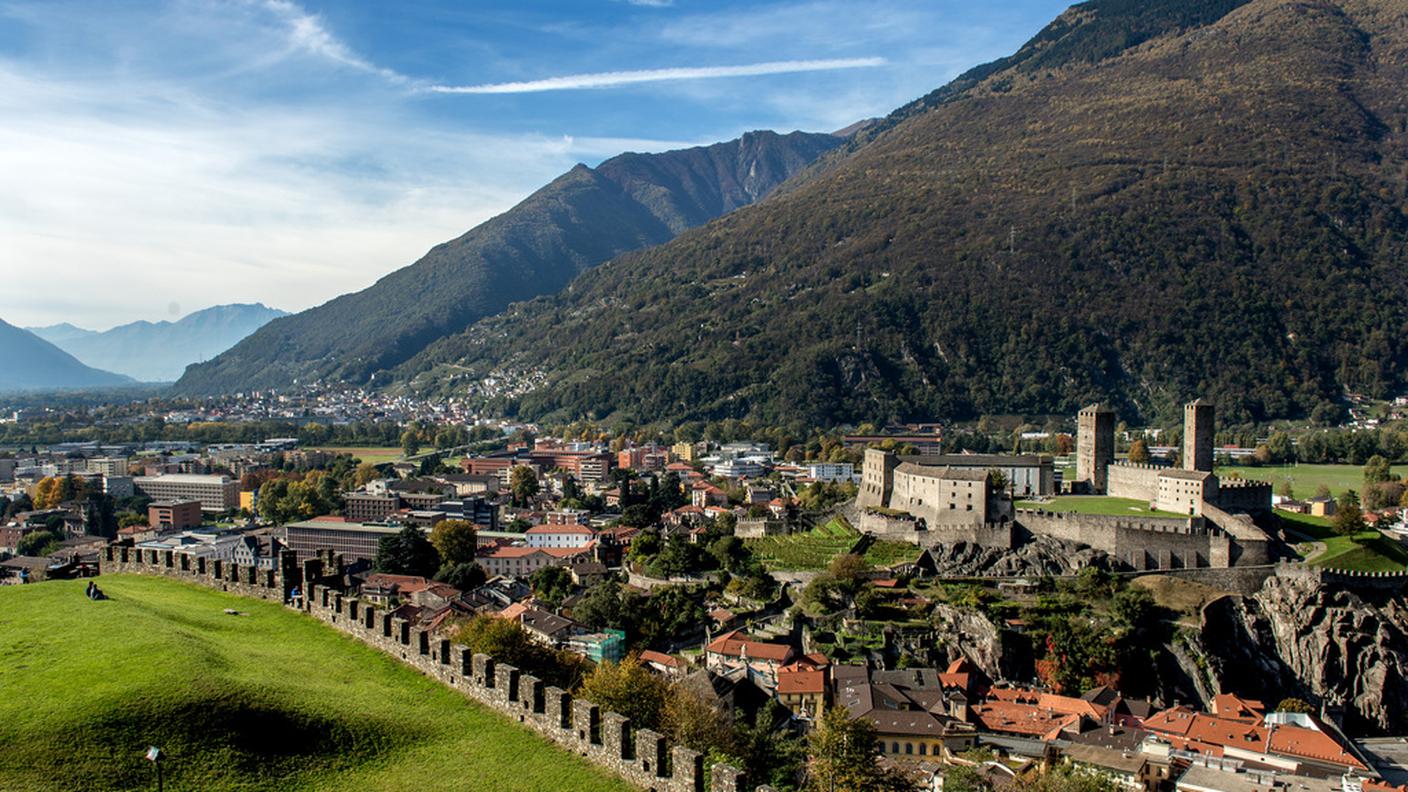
[892,742,900,754]
[905,743,913,755]
[919,743,927,756]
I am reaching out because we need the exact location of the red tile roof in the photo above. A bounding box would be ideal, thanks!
[1142,707,1365,770]
[705,629,794,663]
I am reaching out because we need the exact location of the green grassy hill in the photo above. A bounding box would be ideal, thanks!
[0,576,631,792]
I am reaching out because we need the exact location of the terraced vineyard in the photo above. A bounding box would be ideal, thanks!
[746,517,921,571]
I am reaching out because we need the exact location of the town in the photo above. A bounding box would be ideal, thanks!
[5,398,1407,792]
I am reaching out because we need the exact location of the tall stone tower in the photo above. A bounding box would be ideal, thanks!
[1183,399,1215,472]
[1076,404,1115,493]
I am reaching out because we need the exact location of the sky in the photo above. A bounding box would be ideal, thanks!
[0,0,1071,330]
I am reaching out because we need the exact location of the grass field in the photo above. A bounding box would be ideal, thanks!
[0,576,630,792]
[310,446,404,465]
[745,517,920,571]
[1277,510,1408,572]
[1015,496,1184,518]
[1216,463,1408,499]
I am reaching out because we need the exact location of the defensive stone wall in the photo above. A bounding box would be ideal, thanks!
[1216,479,1274,515]
[1015,510,1239,570]
[101,545,766,792]
[856,510,1015,549]
[1105,463,1162,502]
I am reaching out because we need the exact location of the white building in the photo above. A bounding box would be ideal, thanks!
[524,524,596,549]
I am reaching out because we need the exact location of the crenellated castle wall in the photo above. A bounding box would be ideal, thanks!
[101,545,767,792]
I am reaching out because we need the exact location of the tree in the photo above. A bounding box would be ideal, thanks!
[1331,494,1366,537]
[1314,484,1332,500]
[578,656,670,731]
[807,708,916,791]
[988,468,1010,494]
[400,428,422,457]
[1276,479,1295,500]
[1276,697,1313,714]
[452,613,583,690]
[1128,439,1151,465]
[942,766,994,792]
[352,461,381,488]
[662,684,736,757]
[374,525,441,577]
[429,519,478,566]
[17,529,61,557]
[574,580,636,634]
[1364,455,1397,486]
[531,565,574,608]
[434,561,486,592]
[827,553,870,597]
[510,466,540,507]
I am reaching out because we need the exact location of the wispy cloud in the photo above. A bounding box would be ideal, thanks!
[260,0,413,85]
[426,57,885,94]
[622,0,674,6]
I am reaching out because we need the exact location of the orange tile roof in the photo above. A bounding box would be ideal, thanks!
[777,667,827,695]
[639,650,684,669]
[986,687,1107,720]
[705,629,794,663]
[1142,708,1365,770]
[971,701,1080,740]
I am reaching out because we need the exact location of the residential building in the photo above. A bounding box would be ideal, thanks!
[345,492,400,523]
[524,524,596,549]
[148,500,203,531]
[833,664,977,760]
[478,545,591,578]
[102,475,135,500]
[705,630,795,689]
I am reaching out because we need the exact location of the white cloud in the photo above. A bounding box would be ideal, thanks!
[0,65,593,329]
[258,0,413,85]
[427,57,886,94]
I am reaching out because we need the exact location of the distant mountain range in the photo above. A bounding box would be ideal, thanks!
[172,130,846,395]
[385,0,1408,427]
[0,319,133,392]
[30,303,286,383]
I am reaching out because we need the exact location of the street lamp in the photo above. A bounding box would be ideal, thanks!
[144,746,163,792]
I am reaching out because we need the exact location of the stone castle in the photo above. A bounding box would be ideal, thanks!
[857,399,1274,570]
[1075,399,1273,519]
[101,544,767,792]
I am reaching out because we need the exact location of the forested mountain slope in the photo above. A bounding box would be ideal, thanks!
[173,131,843,394]
[402,0,1408,428]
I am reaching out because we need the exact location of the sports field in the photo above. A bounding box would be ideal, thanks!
[1216,463,1408,499]
[0,576,630,792]
[310,446,404,464]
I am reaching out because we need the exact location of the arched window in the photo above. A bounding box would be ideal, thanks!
[905,743,913,755]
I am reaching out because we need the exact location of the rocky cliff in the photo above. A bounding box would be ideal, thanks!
[1198,572,1408,734]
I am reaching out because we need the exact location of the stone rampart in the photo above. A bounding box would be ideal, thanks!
[101,545,767,792]
[1015,510,1239,571]
[1105,463,1162,502]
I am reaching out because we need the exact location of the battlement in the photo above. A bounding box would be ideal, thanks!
[1108,461,1170,473]
[101,545,765,792]
[1219,477,1268,488]
[1014,509,1204,535]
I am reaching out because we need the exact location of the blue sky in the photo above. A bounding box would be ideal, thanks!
[0,0,1071,329]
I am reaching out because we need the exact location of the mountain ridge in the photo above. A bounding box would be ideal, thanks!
[0,319,133,392]
[173,129,845,395]
[394,0,1408,428]
[30,303,288,383]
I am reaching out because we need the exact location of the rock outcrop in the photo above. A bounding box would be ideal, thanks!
[1198,571,1408,734]
[923,536,1117,578]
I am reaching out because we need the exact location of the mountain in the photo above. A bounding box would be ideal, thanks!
[28,323,98,347]
[398,0,1408,428]
[0,319,133,392]
[30,304,288,383]
[173,130,846,395]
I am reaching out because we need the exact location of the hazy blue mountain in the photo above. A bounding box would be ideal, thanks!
[30,303,287,383]
[0,319,133,392]
[173,130,845,394]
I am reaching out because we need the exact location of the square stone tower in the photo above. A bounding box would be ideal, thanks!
[1076,404,1115,493]
[1183,399,1215,472]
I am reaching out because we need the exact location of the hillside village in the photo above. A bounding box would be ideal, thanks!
[6,400,1408,792]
